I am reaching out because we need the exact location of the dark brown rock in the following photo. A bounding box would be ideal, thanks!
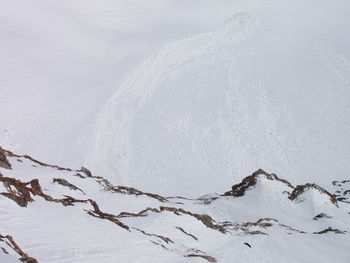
[289,183,338,206]
[53,178,85,194]
[313,227,346,234]
[0,146,11,169]
[313,213,332,220]
[223,169,294,197]
[0,234,38,263]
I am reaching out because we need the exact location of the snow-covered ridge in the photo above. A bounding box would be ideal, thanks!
[1,147,350,262]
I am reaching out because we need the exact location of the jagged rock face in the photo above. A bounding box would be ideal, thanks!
[289,183,338,206]
[0,146,11,169]
[332,180,350,202]
[0,234,37,263]
[223,169,340,210]
[223,169,294,197]
[0,149,350,263]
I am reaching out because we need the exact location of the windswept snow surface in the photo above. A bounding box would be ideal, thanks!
[1,1,350,195]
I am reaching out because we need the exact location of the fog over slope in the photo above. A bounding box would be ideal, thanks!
[1,0,350,197]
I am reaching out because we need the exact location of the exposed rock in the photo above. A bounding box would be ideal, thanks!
[1,247,9,254]
[176,227,198,241]
[0,234,38,263]
[313,227,346,234]
[104,184,168,203]
[332,180,350,202]
[185,254,217,262]
[133,228,173,244]
[223,170,259,197]
[0,173,34,207]
[160,207,226,233]
[289,183,338,206]
[223,169,293,197]
[78,166,169,203]
[116,206,226,233]
[74,173,86,179]
[0,146,12,169]
[2,148,349,262]
[313,213,332,220]
[4,148,73,171]
[0,174,87,207]
[226,218,306,234]
[244,242,252,248]
[85,199,130,231]
[197,194,219,205]
[245,230,268,235]
[52,178,85,195]
[80,167,92,177]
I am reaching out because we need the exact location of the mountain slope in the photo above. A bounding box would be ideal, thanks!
[1,0,349,197]
[1,148,349,262]
[86,0,350,196]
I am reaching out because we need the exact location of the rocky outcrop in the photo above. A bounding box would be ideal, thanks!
[223,170,339,209]
[1,147,349,262]
[289,183,338,206]
[313,213,332,220]
[79,165,169,202]
[332,180,350,202]
[0,234,38,263]
[4,149,73,171]
[0,174,87,207]
[223,169,294,197]
[103,184,168,203]
[225,218,306,235]
[116,206,227,233]
[52,178,85,195]
[0,146,11,169]
[313,227,346,234]
[176,227,198,241]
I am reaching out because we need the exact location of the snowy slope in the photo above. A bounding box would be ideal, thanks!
[0,0,243,167]
[1,0,349,197]
[1,2,350,262]
[1,149,350,262]
[86,0,350,196]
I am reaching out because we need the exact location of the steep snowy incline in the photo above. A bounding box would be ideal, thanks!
[87,0,350,196]
[0,0,249,169]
